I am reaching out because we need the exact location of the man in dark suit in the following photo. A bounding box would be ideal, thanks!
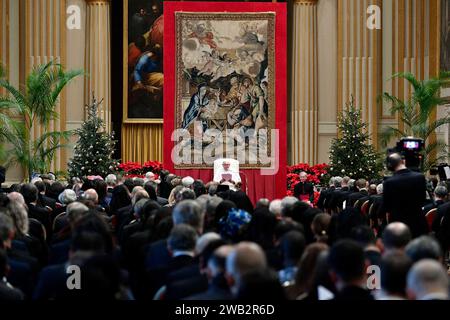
[328,176,352,212]
[328,240,374,301]
[19,183,51,234]
[324,177,343,212]
[348,179,370,208]
[0,212,35,298]
[34,180,57,212]
[383,153,428,237]
[145,200,203,271]
[293,172,314,203]
[185,244,232,300]
[423,185,447,214]
[0,166,5,193]
[0,249,24,301]
[147,224,198,299]
[317,177,336,210]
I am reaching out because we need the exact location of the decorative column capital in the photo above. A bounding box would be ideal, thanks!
[294,0,318,4]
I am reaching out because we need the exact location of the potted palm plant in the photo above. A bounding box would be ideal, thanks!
[0,61,83,181]
[380,71,450,172]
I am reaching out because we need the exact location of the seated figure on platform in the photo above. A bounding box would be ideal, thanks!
[213,159,241,191]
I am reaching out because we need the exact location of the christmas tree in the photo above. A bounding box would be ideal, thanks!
[68,95,118,178]
[328,99,383,180]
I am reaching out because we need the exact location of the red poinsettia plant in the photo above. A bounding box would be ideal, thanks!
[287,163,329,205]
[116,160,163,179]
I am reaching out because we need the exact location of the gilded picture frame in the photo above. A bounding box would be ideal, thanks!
[123,0,164,123]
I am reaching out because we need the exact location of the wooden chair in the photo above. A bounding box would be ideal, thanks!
[425,208,438,232]
[28,218,47,242]
[360,200,370,217]
[52,212,67,233]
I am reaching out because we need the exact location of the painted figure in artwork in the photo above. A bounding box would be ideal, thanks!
[127,0,164,119]
[177,13,274,164]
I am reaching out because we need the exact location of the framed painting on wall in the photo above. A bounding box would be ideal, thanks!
[123,0,164,123]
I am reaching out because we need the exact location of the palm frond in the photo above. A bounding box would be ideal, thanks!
[380,126,406,147]
[391,72,421,92]
[32,130,73,157]
[50,69,84,105]
[0,79,28,115]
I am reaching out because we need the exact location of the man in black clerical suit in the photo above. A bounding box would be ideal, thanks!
[293,171,314,202]
[383,153,428,237]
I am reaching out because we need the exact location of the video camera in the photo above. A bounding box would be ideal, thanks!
[387,137,424,171]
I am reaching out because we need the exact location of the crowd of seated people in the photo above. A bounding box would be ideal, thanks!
[0,170,449,301]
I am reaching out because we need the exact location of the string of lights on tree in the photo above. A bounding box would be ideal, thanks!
[67,95,118,178]
[328,98,383,181]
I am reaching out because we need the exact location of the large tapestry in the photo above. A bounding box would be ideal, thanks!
[163,1,287,201]
[123,0,164,122]
[173,12,275,168]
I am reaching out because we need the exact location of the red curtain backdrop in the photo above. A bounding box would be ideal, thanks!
[163,1,287,204]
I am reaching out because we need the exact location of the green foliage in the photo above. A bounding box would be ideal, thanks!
[380,72,450,172]
[0,61,83,181]
[67,96,118,178]
[328,98,383,180]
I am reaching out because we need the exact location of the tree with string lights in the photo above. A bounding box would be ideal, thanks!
[68,95,118,178]
[328,98,383,180]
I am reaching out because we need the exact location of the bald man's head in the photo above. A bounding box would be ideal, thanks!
[387,153,405,172]
[83,189,98,204]
[407,259,449,300]
[382,222,412,251]
[226,242,267,295]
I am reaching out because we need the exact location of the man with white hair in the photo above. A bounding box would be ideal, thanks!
[58,189,77,206]
[317,177,337,210]
[7,192,26,207]
[269,199,282,216]
[367,183,384,225]
[105,174,117,189]
[294,171,314,203]
[181,176,195,189]
[225,242,267,296]
[145,172,156,182]
[280,196,298,217]
[406,259,449,300]
[213,160,241,191]
[66,202,89,229]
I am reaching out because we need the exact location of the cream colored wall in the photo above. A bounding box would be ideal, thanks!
[317,0,338,164]
[3,0,23,184]
[66,0,86,156]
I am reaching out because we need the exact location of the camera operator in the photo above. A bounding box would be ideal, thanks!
[383,153,428,238]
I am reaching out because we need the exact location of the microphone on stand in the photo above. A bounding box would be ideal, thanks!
[239,171,248,194]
